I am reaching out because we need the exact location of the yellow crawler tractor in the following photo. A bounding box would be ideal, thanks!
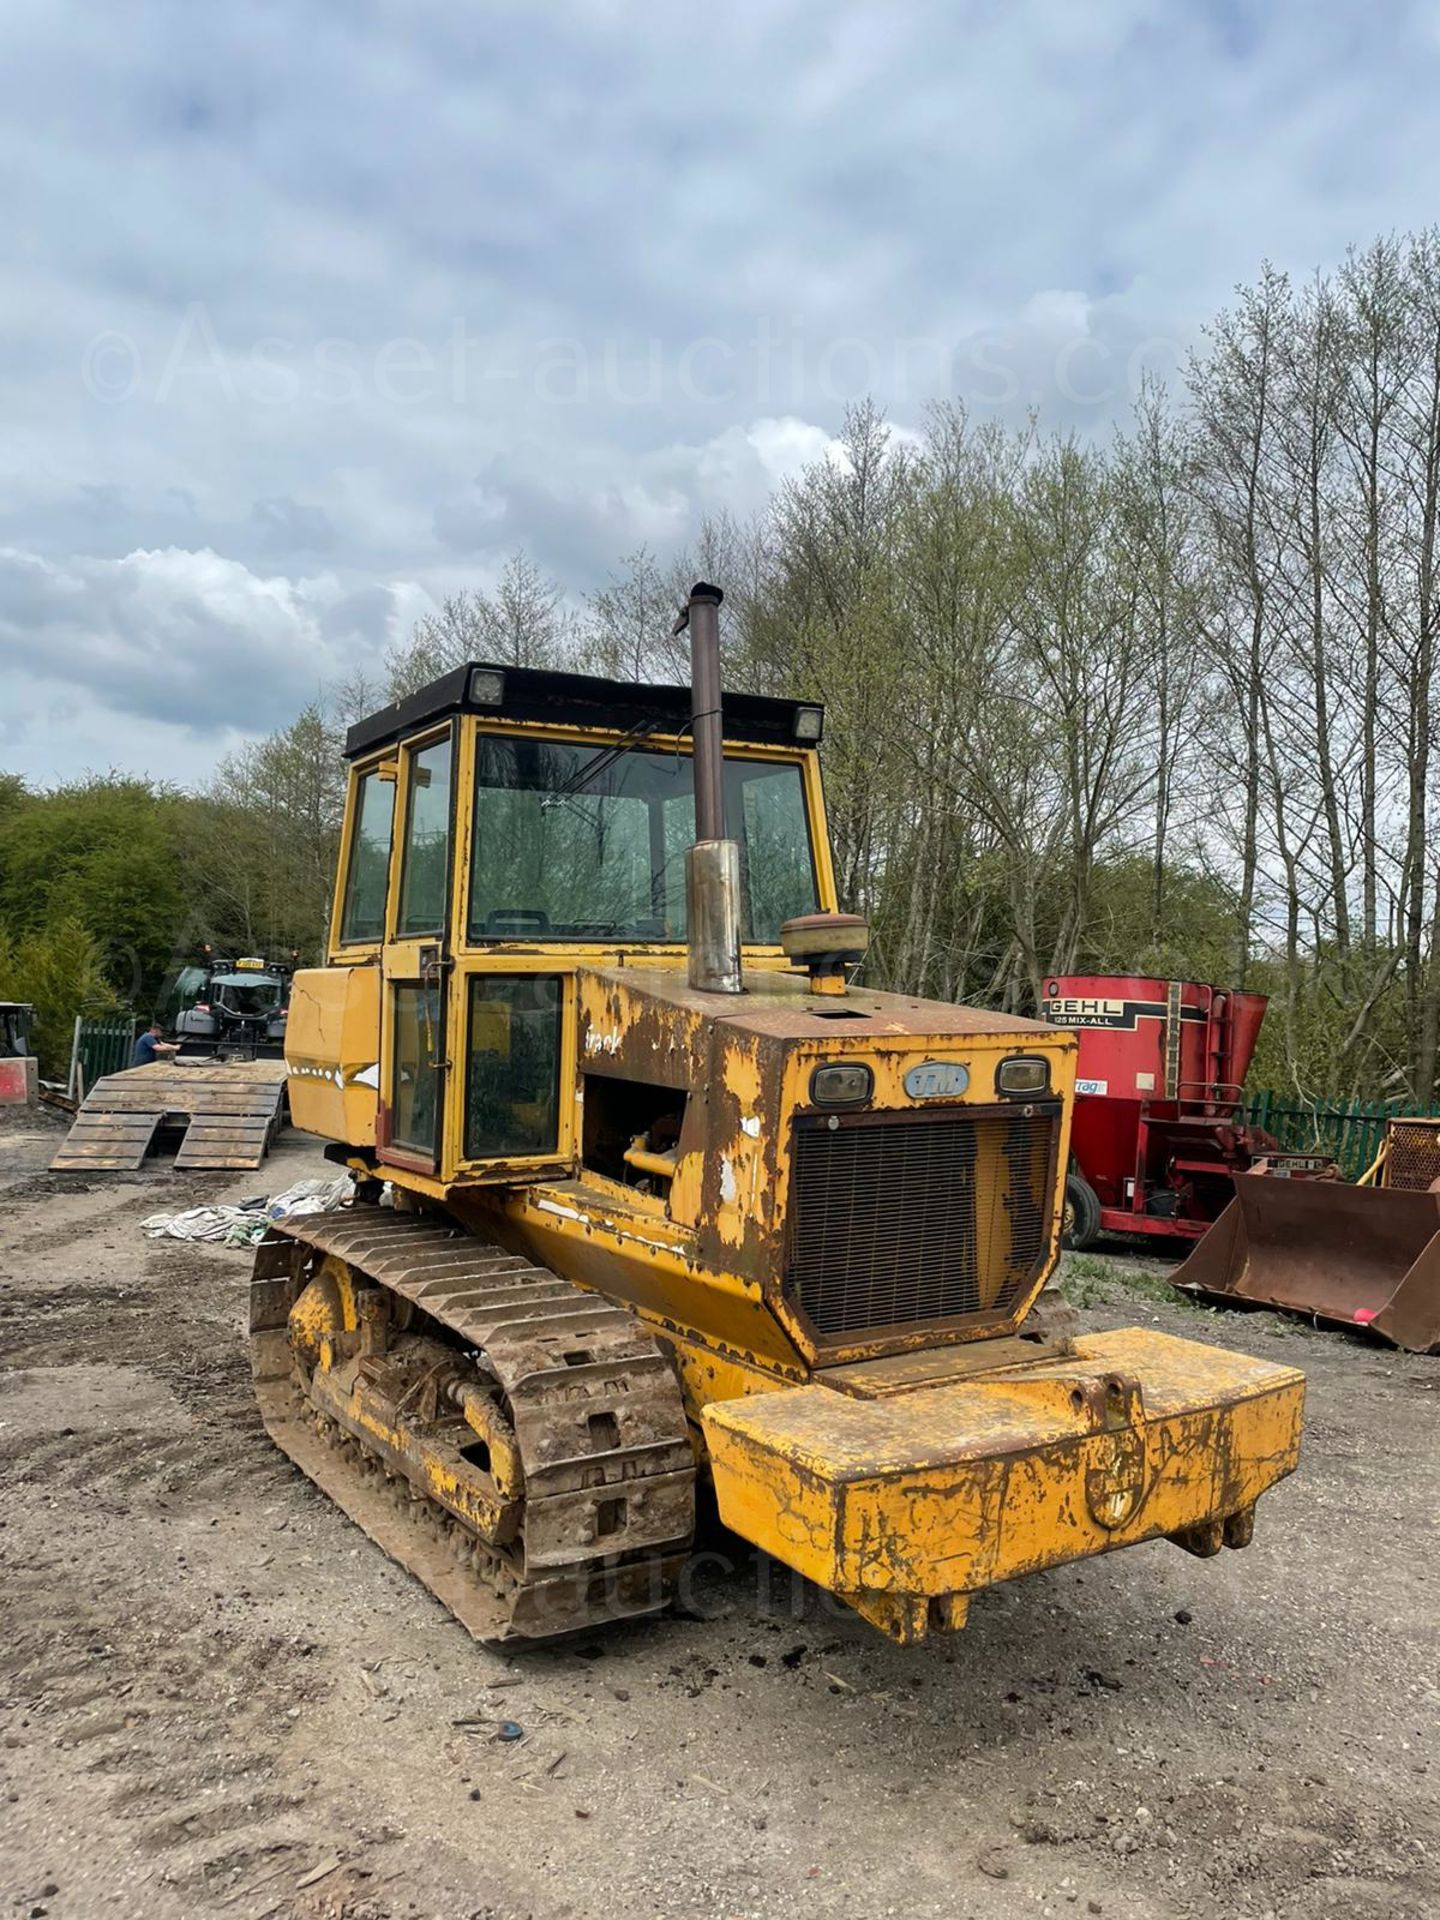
[252,586,1305,1646]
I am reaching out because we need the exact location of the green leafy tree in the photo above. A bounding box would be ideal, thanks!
[0,916,121,1077]
[0,776,189,1005]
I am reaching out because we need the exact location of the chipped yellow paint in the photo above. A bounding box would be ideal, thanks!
[288,692,1309,1647]
[459,1393,523,1500]
[309,1363,515,1542]
[659,1324,808,1443]
[286,966,381,1146]
[702,1328,1304,1633]
[712,1040,766,1254]
[289,1256,362,1376]
[841,1588,970,1645]
[491,1179,806,1370]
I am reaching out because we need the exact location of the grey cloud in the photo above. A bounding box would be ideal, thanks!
[250,497,339,554]
[0,547,405,735]
[4,0,1440,781]
[432,485,510,558]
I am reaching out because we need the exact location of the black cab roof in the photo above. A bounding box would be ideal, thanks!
[344,662,823,759]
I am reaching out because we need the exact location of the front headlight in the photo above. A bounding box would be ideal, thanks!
[810,1062,873,1108]
[997,1055,1050,1096]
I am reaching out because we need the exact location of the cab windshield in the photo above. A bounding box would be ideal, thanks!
[468,736,818,943]
[211,973,285,1017]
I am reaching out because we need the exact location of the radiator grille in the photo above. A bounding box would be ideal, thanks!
[784,1106,1057,1340]
[1386,1117,1440,1192]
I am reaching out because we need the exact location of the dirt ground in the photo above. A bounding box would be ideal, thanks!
[1,1109,1436,1920]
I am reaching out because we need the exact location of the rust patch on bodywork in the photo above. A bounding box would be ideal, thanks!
[702,1327,1304,1641]
[566,962,1078,1366]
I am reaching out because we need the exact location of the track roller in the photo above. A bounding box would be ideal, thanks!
[249,1206,697,1643]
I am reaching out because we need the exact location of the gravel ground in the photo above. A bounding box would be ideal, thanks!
[0,1109,1436,1920]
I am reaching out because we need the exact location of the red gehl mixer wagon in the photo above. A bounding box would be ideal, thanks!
[1041,976,1440,1350]
[1039,975,1311,1248]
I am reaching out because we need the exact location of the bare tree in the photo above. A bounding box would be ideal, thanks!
[387,550,576,697]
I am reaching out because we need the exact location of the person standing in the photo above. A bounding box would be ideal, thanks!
[131,1022,180,1069]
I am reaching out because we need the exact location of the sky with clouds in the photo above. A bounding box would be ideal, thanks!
[5,0,1440,787]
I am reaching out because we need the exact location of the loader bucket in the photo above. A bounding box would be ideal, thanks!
[1174,1173,1440,1353]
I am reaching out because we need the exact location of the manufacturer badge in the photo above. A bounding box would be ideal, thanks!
[903,1060,969,1099]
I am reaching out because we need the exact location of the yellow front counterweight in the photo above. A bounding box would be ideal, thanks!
[703,1328,1304,1644]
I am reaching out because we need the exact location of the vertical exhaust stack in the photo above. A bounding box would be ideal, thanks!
[676,583,743,994]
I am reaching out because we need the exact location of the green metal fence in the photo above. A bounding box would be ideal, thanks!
[1243,1089,1440,1182]
[69,1014,137,1098]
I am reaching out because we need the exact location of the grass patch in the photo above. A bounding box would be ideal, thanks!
[1058,1249,1198,1312]
[1058,1250,1315,1341]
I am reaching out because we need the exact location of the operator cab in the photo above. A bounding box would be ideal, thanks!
[313,660,837,1184]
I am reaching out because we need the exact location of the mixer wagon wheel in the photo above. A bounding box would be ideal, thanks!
[1062,1172,1101,1252]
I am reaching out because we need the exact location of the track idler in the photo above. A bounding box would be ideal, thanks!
[250,1209,697,1643]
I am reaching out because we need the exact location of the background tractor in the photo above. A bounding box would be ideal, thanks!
[162,947,295,1060]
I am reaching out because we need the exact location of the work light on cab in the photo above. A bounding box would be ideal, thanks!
[468,666,506,706]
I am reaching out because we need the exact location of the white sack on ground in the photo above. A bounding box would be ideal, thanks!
[142,1173,355,1245]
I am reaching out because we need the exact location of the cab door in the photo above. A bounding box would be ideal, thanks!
[378,725,455,1175]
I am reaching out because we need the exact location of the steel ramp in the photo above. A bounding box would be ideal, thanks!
[1174,1173,1440,1353]
[51,1059,287,1174]
[48,1107,164,1171]
[173,1112,280,1170]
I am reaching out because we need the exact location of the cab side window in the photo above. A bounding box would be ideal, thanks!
[339,768,396,945]
[465,975,562,1159]
[396,735,453,938]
